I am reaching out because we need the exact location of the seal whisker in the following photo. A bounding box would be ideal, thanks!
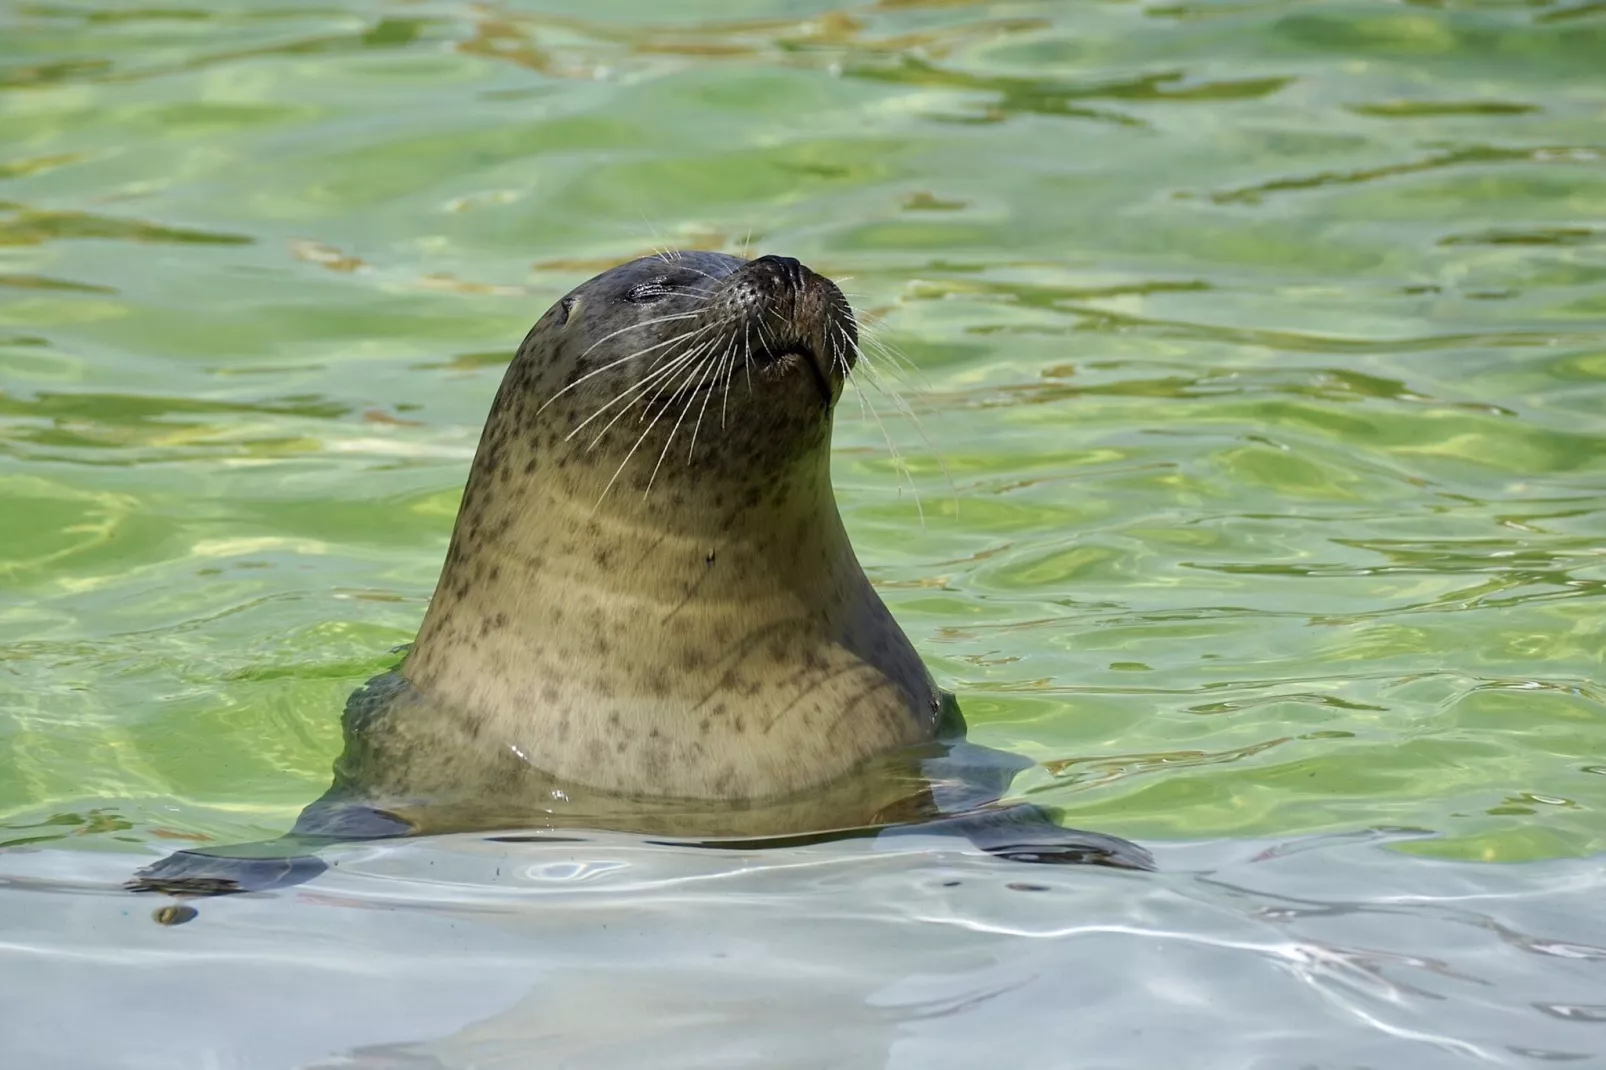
[741,320,755,395]
[592,333,725,508]
[562,326,721,441]
[570,327,724,447]
[586,317,720,397]
[571,308,709,371]
[665,262,724,285]
[830,298,919,381]
[718,337,740,429]
[848,364,926,527]
[858,319,923,381]
[538,314,708,413]
[828,320,933,526]
[582,330,726,448]
[848,336,952,497]
[684,335,737,463]
[649,336,729,489]
[638,337,722,425]
[578,310,701,363]
[575,347,707,450]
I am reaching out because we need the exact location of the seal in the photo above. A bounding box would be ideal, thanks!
[128,251,1150,897]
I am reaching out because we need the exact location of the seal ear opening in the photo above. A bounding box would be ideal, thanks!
[555,295,578,328]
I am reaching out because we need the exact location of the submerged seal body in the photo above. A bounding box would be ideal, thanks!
[130,251,1150,897]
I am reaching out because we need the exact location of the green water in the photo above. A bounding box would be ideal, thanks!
[1,0,1603,867]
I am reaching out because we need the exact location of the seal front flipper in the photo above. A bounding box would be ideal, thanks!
[123,844,329,897]
[124,802,411,897]
[892,803,1156,872]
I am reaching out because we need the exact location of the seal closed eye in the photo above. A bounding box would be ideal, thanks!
[127,251,1151,899]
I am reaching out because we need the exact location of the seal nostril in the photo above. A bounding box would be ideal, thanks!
[755,254,806,290]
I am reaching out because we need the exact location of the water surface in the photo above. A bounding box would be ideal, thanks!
[2,0,1604,1065]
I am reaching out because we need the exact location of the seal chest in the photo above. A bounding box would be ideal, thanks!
[397,252,940,802]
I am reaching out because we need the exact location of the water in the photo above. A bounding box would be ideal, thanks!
[2,0,1603,1065]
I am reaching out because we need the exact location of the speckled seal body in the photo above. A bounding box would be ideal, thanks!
[345,251,941,823]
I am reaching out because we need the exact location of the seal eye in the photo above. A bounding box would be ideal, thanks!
[555,295,577,327]
[625,277,674,303]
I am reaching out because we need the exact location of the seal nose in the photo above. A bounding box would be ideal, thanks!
[754,254,807,291]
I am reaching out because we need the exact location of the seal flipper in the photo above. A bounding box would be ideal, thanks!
[126,670,417,898]
[124,801,411,897]
[916,700,1154,871]
[904,803,1155,872]
[123,845,329,897]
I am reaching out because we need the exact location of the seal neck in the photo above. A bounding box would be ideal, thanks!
[406,441,879,674]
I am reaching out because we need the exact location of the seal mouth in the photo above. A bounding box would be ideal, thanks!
[775,342,835,406]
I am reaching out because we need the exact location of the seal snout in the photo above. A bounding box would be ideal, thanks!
[719,253,858,406]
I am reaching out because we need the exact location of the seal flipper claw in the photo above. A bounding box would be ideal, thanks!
[905,803,1156,872]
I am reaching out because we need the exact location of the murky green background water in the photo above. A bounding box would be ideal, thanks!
[1,0,1603,867]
